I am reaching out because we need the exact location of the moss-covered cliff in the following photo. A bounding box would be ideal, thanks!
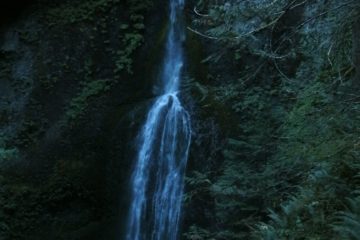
[0,0,169,239]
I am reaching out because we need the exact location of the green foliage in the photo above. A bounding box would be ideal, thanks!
[45,0,152,27]
[114,33,144,74]
[333,192,360,239]
[254,176,339,239]
[184,171,212,203]
[0,158,96,239]
[65,79,111,122]
[45,0,121,25]
[37,0,151,128]
[183,225,213,240]
[194,78,360,238]
[0,148,19,163]
[278,83,345,167]
[128,0,153,13]
[186,0,360,238]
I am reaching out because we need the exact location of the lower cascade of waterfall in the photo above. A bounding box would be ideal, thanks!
[125,0,191,240]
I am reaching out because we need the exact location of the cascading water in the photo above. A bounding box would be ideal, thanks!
[125,0,191,240]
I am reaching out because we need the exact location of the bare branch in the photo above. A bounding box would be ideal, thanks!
[193,6,209,17]
[187,26,219,40]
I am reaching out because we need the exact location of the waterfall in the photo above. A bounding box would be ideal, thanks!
[125,0,191,240]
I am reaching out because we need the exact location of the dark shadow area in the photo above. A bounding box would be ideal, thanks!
[0,0,36,27]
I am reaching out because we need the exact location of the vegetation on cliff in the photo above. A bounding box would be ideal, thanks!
[184,0,360,239]
[0,0,155,239]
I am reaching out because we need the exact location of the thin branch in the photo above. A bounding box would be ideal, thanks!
[193,6,209,17]
[187,26,219,40]
[327,43,334,67]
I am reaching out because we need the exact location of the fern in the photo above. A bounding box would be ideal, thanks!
[333,193,360,239]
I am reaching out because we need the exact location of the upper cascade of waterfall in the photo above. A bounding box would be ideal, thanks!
[170,0,184,23]
[161,0,185,94]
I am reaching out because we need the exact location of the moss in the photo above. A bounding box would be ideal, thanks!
[18,29,40,44]
[44,0,121,26]
[44,0,152,27]
[0,53,13,80]
[0,0,159,238]
[0,148,19,163]
[114,33,144,75]
[65,79,111,123]
[15,120,45,148]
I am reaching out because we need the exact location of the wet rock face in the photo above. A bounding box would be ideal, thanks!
[0,0,169,239]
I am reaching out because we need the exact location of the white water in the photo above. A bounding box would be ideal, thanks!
[125,0,191,239]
